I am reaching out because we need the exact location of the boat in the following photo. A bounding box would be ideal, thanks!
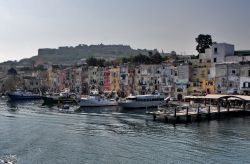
[118,93,166,109]
[7,90,42,100]
[79,95,118,107]
[42,91,78,105]
[79,89,118,107]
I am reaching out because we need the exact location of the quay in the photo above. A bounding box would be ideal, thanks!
[147,94,250,124]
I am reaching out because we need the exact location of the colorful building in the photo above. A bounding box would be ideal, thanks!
[110,67,120,92]
[103,67,111,91]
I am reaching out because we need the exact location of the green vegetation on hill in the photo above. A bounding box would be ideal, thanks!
[19,44,156,65]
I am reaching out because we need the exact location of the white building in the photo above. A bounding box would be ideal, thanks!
[205,43,235,64]
[175,64,190,99]
[239,62,250,95]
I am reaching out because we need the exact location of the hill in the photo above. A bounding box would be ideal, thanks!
[19,44,157,65]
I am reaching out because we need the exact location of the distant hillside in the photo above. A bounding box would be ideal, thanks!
[19,44,157,65]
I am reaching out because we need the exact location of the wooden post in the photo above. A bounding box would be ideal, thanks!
[217,100,221,118]
[207,105,211,120]
[243,101,246,110]
[153,114,156,121]
[164,116,168,123]
[174,108,177,118]
[197,105,201,121]
[186,107,189,123]
[227,103,230,112]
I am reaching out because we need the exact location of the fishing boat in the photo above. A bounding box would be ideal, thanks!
[42,91,78,105]
[118,93,166,109]
[7,90,42,100]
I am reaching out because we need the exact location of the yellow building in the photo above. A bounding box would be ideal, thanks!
[187,82,203,96]
[188,63,211,95]
[110,67,120,92]
[202,79,215,94]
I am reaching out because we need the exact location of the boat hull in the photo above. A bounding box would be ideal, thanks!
[42,96,78,105]
[79,99,118,107]
[118,100,165,109]
[7,93,41,100]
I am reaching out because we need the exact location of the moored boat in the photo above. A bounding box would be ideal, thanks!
[79,95,118,107]
[7,90,42,100]
[118,94,166,109]
[42,91,78,105]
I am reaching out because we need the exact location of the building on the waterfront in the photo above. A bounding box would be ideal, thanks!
[175,64,190,99]
[159,64,177,97]
[213,62,240,94]
[103,67,111,92]
[119,64,129,96]
[110,67,120,92]
[208,43,235,64]
[239,62,250,95]
[134,64,162,95]
[22,76,41,92]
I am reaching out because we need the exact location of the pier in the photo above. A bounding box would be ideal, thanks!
[147,94,250,124]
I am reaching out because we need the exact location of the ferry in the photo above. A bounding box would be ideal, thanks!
[7,90,42,100]
[118,94,166,109]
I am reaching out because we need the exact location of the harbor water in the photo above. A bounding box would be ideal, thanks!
[1,98,250,164]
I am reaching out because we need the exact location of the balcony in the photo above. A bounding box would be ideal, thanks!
[241,87,250,91]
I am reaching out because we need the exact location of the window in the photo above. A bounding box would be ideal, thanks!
[243,82,246,88]
[199,59,202,63]
[214,48,218,54]
[229,83,232,87]
[248,70,250,77]
[214,58,217,63]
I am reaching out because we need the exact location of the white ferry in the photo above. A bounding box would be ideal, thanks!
[118,94,166,109]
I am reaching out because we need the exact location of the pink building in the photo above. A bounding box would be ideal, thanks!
[103,67,111,91]
[58,69,66,91]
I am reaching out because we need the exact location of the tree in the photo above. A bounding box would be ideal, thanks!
[86,57,105,67]
[150,52,163,64]
[133,54,150,64]
[195,34,212,53]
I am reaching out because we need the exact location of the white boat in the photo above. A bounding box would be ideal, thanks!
[79,95,118,107]
[118,94,166,109]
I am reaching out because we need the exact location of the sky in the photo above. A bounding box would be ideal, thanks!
[0,0,250,62]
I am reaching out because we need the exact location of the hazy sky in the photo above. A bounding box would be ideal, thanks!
[0,0,250,62]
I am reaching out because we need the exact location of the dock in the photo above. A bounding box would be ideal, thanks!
[147,94,250,124]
